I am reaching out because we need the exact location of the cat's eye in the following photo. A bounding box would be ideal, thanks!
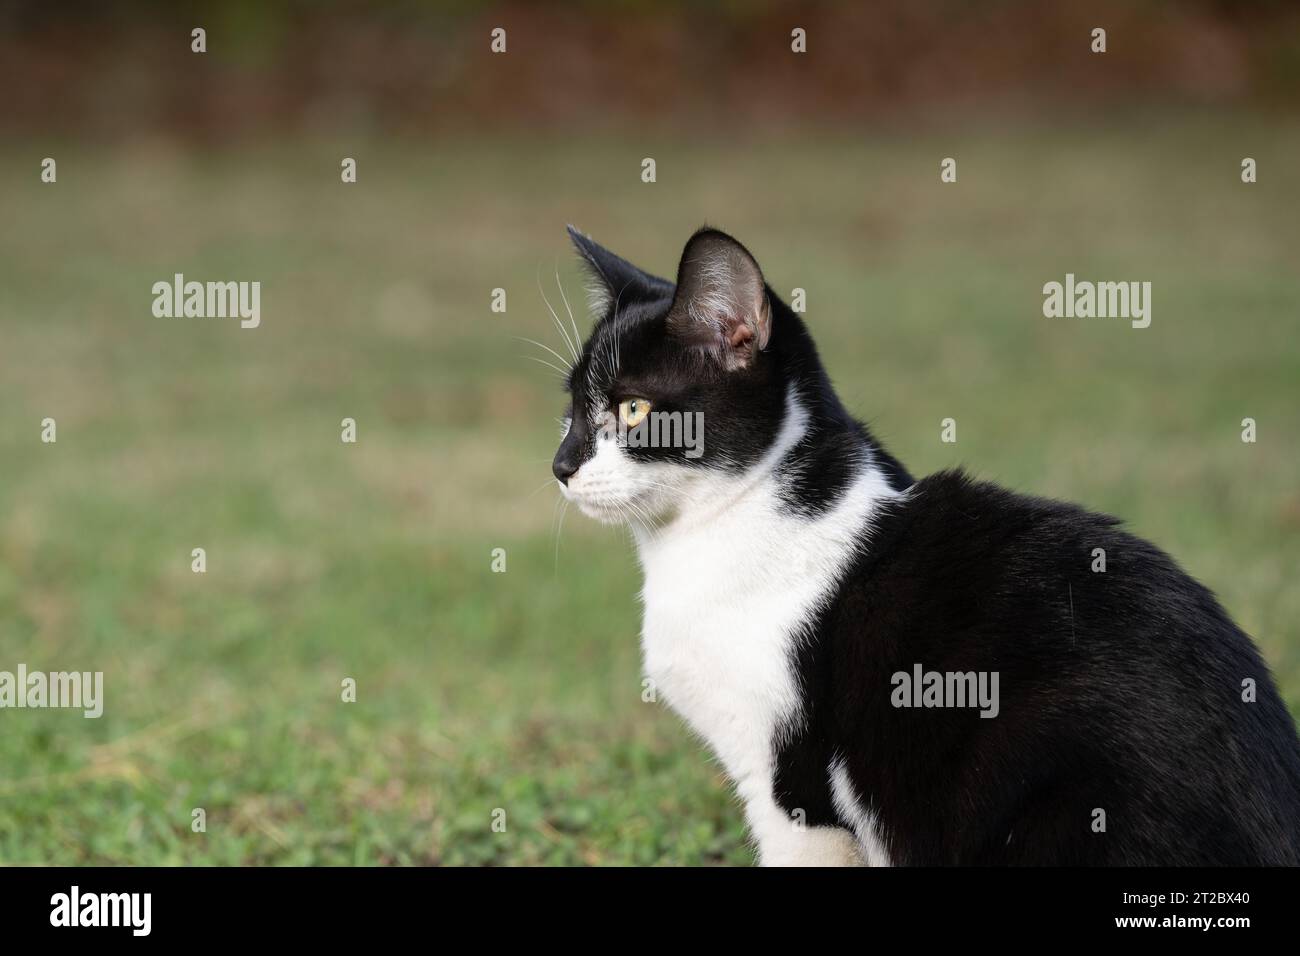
[618,397,652,428]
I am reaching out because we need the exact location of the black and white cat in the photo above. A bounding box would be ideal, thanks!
[551,225,1300,866]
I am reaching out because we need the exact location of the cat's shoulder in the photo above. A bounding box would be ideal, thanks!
[884,466,1122,533]
[861,467,1162,580]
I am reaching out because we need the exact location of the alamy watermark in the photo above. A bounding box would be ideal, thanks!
[50,886,150,936]
[1042,273,1151,329]
[598,409,705,459]
[891,664,999,718]
[152,273,261,329]
[0,664,103,718]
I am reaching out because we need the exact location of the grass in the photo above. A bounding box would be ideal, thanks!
[1,113,1298,864]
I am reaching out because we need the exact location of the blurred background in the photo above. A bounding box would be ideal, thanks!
[1,0,1297,864]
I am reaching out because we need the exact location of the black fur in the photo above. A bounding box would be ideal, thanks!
[557,226,1300,865]
[778,473,1300,864]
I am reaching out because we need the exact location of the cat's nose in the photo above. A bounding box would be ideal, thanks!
[552,454,579,485]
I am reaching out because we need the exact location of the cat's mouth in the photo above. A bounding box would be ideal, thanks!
[559,482,642,525]
[559,463,689,526]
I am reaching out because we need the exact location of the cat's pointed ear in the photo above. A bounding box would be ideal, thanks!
[666,228,771,371]
[567,225,671,314]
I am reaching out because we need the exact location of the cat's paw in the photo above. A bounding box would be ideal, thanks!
[759,825,867,867]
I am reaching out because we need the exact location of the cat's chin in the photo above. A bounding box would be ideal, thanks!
[571,497,641,525]
[562,488,666,526]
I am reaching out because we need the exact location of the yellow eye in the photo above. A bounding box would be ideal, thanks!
[618,397,652,428]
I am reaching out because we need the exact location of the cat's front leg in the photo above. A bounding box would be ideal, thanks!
[744,793,866,867]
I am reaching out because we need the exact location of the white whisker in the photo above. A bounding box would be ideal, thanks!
[555,261,583,358]
[514,335,573,373]
[538,266,580,364]
[523,476,562,500]
[553,496,570,574]
[521,354,572,379]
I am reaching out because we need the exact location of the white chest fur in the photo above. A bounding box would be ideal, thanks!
[632,392,899,864]
[637,465,892,783]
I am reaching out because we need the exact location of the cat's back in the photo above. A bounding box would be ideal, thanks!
[819,469,1300,864]
[847,468,1286,697]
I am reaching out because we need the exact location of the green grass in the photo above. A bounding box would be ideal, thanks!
[1,114,1298,864]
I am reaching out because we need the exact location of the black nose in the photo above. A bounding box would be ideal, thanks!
[552,454,579,485]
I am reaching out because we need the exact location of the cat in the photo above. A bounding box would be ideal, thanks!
[551,225,1300,866]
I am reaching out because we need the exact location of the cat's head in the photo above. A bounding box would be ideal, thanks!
[552,226,794,526]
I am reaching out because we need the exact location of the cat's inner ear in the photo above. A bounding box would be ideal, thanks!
[666,228,771,371]
[567,225,671,315]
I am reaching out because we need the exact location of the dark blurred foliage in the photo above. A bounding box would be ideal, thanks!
[1,0,1298,141]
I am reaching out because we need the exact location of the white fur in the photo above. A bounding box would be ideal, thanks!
[829,755,893,866]
[562,386,899,865]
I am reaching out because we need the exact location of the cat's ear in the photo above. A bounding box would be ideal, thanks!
[567,225,672,314]
[666,228,771,371]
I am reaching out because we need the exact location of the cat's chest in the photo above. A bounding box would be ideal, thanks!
[636,508,846,783]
